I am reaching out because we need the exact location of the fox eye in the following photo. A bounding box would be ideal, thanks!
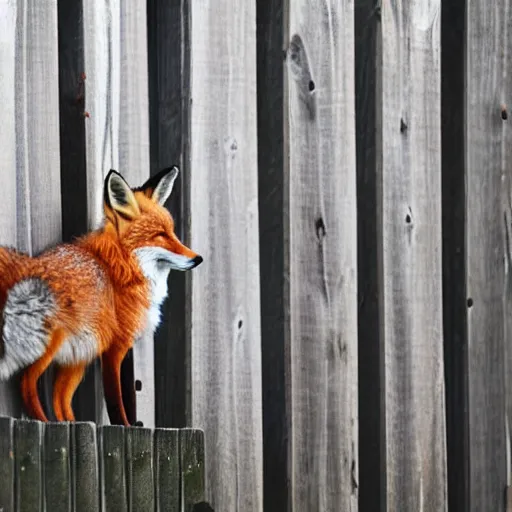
[152,231,168,241]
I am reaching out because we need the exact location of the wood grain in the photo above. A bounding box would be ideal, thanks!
[0,417,15,512]
[466,0,509,509]
[154,428,180,512]
[285,1,358,511]
[188,1,263,511]
[44,423,71,511]
[380,0,447,510]
[0,0,22,419]
[99,426,128,512]
[82,0,153,426]
[126,427,154,512]
[15,420,44,511]
[16,0,62,424]
[71,422,99,512]
[180,429,205,512]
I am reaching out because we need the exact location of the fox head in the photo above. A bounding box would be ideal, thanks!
[103,167,203,272]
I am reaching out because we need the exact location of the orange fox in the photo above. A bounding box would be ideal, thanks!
[0,167,202,426]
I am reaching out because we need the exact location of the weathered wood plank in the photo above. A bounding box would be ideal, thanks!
[180,429,205,512]
[71,422,99,512]
[15,0,62,255]
[0,0,63,420]
[126,427,154,512]
[118,0,153,428]
[99,426,127,512]
[0,0,21,416]
[188,2,263,510]
[147,0,191,430]
[82,0,153,427]
[44,423,71,511]
[466,0,509,509]
[255,1,288,511]
[154,428,179,512]
[380,0,446,510]
[57,0,97,425]
[18,0,62,420]
[285,1,358,511]
[0,0,18,252]
[0,417,15,512]
[504,1,512,507]
[354,0,384,510]
[14,420,44,511]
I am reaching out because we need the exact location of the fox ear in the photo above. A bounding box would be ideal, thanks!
[104,170,140,219]
[138,166,179,205]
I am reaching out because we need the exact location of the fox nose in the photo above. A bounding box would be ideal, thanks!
[191,255,203,268]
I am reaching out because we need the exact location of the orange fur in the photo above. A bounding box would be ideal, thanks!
[0,167,202,425]
[21,328,68,422]
[53,363,87,421]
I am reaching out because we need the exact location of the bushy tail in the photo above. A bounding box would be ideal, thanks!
[0,248,48,380]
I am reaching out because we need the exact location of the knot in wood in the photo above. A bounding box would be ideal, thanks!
[315,217,326,240]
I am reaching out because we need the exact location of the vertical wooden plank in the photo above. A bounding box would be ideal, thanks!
[180,429,205,512]
[57,0,98,424]
[44,423,71,511]
[0,417,15,512]
[255,1,289,512]
[0,0,20,421]
[83,0,153,427]
[118,0,153,428]
[16,0,62,420]
[15,0,62,255]
[189,1,263,511]
[285,1,358,511]
[0,0,18,249]
[71,422,99,512]
[354,1,385,511]
[154,429,179,512]
[147,0,191,430]
[466,0,509,509]
[14,420,44,512]
[504,0,512,505]
[441,0,469,510]
[380,0,446,510]
[82,0,120,426]
[99,426,127,512]
[126,427,154,512]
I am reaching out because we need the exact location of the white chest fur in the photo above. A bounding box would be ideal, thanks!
[134,247,173,333]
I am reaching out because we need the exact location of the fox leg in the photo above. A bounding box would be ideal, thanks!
[20,328,67,422]
[53,363,86,422]
[101,344,131,426]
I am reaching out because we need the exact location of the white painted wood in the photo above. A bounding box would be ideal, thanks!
[15,0,62,256]
[286,1,358,511]
[83,0,153,426]
[0,0,20,418]
[380,0,446,510]
[0,0,62,418]
[0,0,17,249]
[189,1,263,510]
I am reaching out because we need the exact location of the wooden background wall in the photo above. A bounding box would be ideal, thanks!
[0,0,511,511]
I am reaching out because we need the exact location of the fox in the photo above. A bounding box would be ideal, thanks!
[0,166,202,426]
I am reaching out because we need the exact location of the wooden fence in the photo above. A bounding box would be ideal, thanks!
[0,417,205,511]
[0,0,511,511]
